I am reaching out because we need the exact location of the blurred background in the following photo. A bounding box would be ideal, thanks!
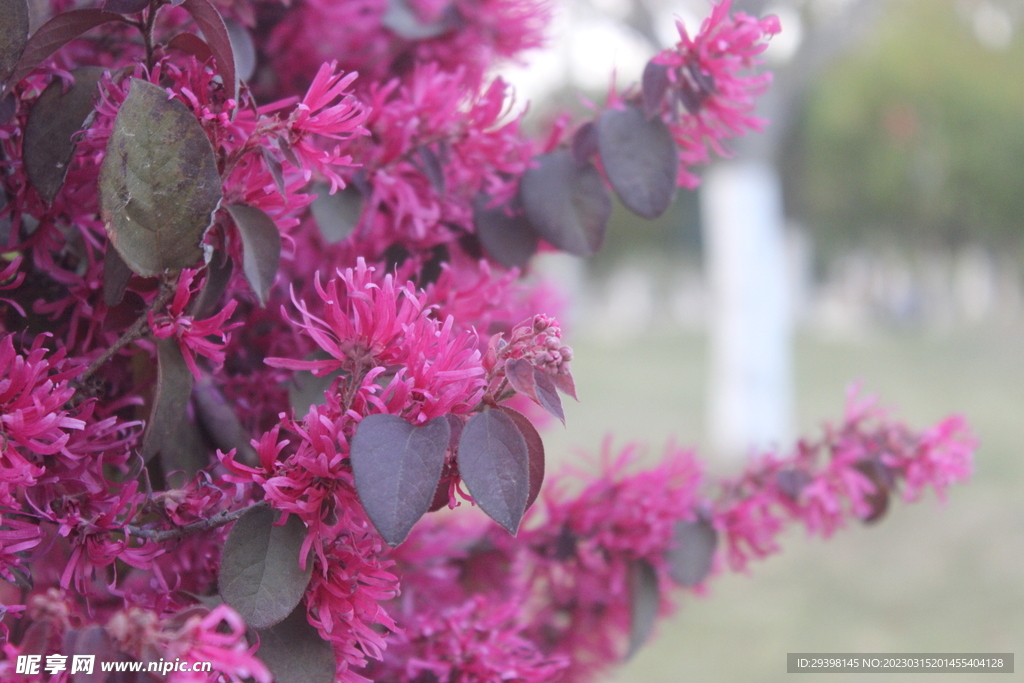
[497,0,1024,680]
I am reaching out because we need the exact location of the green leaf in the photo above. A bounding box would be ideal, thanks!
[596,105,678,219]
[627,558,660,659]
[141,337,195,464]
[254,603,335,683]
[99,78,222,277]
[0,0,29,88]
[227,203,280,306]
[24,67,104,205]
[520,150,610,257]
[219,505,312,629]
[457,409,530,534]
[350,414,450,546]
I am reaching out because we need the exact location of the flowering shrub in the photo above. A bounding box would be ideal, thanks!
[0,0,975,681]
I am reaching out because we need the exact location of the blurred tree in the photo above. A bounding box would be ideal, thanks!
[789,0,1024,251]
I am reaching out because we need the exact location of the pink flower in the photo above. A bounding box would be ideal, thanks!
[149,269,240,380]
[285,61,367,193]
[648,0,780,186]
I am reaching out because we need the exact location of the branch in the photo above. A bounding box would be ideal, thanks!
[126,500,270,543]
[76,274,177,387]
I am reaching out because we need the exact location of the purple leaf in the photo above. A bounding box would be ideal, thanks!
[0,0,29,88]
[7,10,124,88]
[382,0,459,40]
[99,78,222,277]
[254,603,335,683]
[141,338,194,463]
[775,468,812,501]
[503,358,537,401]
[552,371,578,401]
[532,369,564,425]
[852,460,893,524]
[193,374,257,466]
[641,59,670,119]
[166,32,213,64]
[0,92,16,125]
[596,105,678,219]
[417,145,445,194]
[520,150,610,257]
[71,626,114,683]
[103,0,150,14]
[24,66,104,205]
[496,406,544,512]
[571,121,598,166]
[188,250,233,319]
[310,182,363,244]
[457,409,530,534]
[667,517,717,587]
[261,146,286,196]
[181,0,237,102]
[627,558,659,659]
[227,203,281,306]
[223,17,255,82]
[219,506,312,629]
[102,244,131,307]
[473,195,538,270]
[350,414,451,546]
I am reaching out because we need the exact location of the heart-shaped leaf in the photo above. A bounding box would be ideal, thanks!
[254,603,335,683]
[141,337,194,463]
[627,558,660,659]
[219,505,312,629]
[181,0,237,101]
[309,182,362,243]
[0,0,29,88]
[350,414,451,546]
[99,78,222,277]
[596,105,678,219]
[24,67,104,205]
[520,150,610,257]
[666,517,717,587]
[227,203,280,306]
[457,409,529,534]
[496,406,544,512]
[7,10,123,87]
[473,196,538,270]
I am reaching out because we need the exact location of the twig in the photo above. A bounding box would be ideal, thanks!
[77,276,177,387]
[126,500,270,543]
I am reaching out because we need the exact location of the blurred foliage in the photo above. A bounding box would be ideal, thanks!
[787,0,1024,251]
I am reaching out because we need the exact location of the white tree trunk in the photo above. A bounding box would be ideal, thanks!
[702,160,793,457]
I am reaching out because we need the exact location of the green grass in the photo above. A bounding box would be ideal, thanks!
[543,323,1024,683]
